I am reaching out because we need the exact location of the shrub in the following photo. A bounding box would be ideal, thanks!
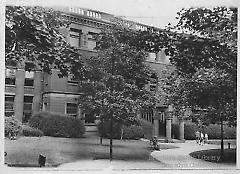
[171,124,179,139]
[122,125,144,140]
[184,123,199,140]
[98,120,144,140]
[29,112,85,138]
[21,125,44,137]
[139,119,153,139]
[173,122,237,140]
[224,126,236,139]
[204,124,236,139]
[5,116,22,138]
[97,120,122,139]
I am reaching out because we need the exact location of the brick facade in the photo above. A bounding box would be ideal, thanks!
[4,7,184,139]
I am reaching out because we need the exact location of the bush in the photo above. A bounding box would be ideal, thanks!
[29,112,85,138]
[122,125,144,140]
[184,123,199,140]
[97,120,144,140]
[5,116,22,138]
[171,124,179,139]
[204,124,236,139]
[97,120,122,139]
[21,125,44,137]
[171,122,236,140]
[139,119,153,139]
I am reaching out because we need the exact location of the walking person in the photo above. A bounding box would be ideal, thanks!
[195,131,200,144]
[200,131,204,145]
[204,133,208,144]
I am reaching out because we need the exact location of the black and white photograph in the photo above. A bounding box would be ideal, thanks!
[1,0,239,173]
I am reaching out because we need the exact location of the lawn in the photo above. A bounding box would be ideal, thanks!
[190,148,236,163]
[5,136,164,167]
[206,139,236,146]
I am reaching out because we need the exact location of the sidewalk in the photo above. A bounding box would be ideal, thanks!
[151,140,236,169]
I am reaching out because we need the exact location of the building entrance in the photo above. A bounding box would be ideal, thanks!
[159,120,166,137]
[84,113,95,125]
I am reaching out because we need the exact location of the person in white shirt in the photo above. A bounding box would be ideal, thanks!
[204,133,208,144]
[200,132,204,145]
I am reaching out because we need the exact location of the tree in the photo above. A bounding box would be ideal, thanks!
[78,22,159,160]
[167,7,237,157]
[5,6,85,77]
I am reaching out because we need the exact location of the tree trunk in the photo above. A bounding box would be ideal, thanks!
[100,116,103,145]
[220,116,224,158]
[120,125,123,140]
[110,112,113,161]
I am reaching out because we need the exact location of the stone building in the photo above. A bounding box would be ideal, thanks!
[4,6,185,141]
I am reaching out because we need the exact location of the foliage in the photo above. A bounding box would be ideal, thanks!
[171,123,236,140]
[139,119,153,140]
[190,149,236,163]
[78,22,159,128]
[5,6,86,78]
[5,116,22,138]
[167,7,237,127]
[29,112,85,138]
[97,120,122,139]
[97,120,144,140]
[21,125,44,137]
[122,125,144,140]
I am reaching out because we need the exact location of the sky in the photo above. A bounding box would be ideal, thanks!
[5,0,239,29]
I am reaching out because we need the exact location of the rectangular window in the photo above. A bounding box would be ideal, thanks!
[70,28,82,47]
[5,95,15,117]
[24,96,33,110]
[23,96,33,123]
[88,32,98,40]
[5,77,15,85]
[66,103,78,116]
[25,71,34,87]
[25,79,34,87]
[24,79,34,87]
[5,68,16,85]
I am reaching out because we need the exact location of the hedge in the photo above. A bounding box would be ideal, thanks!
[139,119,153,139]
[97,120,144,140]
[5,116,22,138]
[29,112,85,138]
[122,125,144,140]
[21,125,44,137]
[171,123,236,140]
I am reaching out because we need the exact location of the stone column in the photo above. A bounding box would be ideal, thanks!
[179,119,185,140]
[32,70,42,115]
[153,119,159,137]
[14,68,25,122]
[165,119,172,142]
[165,105,173,142]
[153,109,159,137]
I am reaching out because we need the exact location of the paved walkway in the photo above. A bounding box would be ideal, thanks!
[151,140,236,169]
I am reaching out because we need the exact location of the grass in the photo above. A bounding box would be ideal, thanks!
[206,139,236,146]
[5,135,173,167]
[190,148,236,163]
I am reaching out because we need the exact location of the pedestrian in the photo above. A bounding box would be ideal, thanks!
[204,133,208,144]
[195,131,200,144]
[152,136,160,150]
[200,132,204,145]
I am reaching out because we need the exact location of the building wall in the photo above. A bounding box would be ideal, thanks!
[5,7,182,138]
